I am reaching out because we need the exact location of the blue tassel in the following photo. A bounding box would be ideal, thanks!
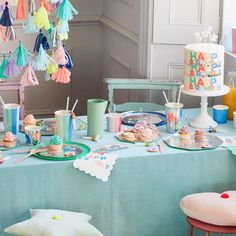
[0,2,14,26]
[24,14,39,34]
[33,31,50,52]
[59,46,73,69]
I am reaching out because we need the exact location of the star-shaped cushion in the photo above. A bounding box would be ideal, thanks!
[5,209,103,236]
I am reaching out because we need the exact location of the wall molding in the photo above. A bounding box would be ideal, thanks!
[100,16,138,43]
[167,63,184,80]
[110,54,132,77]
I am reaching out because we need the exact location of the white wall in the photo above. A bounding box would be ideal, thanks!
[101,0,140,103]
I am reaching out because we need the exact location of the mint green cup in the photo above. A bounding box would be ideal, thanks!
[87,99,108,137]
[55,110,72,142]
[3,103,20,134]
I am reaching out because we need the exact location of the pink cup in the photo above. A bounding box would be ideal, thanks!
[106,113,122,133]
[232,27,236,53]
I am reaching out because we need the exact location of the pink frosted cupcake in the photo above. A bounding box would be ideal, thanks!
[24,114,36,126]
[3,132,16,148]
[179,126,192,140]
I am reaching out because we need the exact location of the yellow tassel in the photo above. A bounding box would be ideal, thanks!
[33,4,50,30]
[47,51,58,75]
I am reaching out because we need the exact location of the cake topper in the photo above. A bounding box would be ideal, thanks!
[195,26,218,44]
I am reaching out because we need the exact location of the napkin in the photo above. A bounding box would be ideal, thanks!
[73,152,117,182]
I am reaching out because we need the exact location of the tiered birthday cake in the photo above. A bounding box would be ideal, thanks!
[184,43,224,92]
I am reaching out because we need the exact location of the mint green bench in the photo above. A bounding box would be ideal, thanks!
[104,79,183,112]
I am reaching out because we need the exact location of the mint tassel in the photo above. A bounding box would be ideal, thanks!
[0,55,8,79]
[33,44,52,71]
[14,41,29,67]
[24,14,39,34]
[57,0,78,21]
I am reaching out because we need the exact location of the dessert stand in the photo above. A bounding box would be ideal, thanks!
[181,85,230,128]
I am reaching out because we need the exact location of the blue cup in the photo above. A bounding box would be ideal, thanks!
[213,105,229,124]
[3,103,20,134]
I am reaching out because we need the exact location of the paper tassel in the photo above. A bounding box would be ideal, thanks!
[40,0,54,15]
[0,25,6,44]
[24,14,39,33]
[57,0,78,21]
[21,64,39,86]
[5,56,22,77]
[16,0,26,20]
[33,31,49,52]
[54,43,68,65]
[56,19,69,40]
[28,0,36,13]
[51,66,71,83]
[0,55,8,79]
[5,25,16,41]
[33,44,52,71]
[47,51,58,74]
[0,2,14,26]
[33,4,50,30]
[14,41,29,67]
[62,46,73,69]
[50,0,60,4]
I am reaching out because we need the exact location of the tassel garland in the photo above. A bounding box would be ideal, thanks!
[56,19,68,40]
[54,42,67,65]
[40,0,54,15]
[14,41,29,67]
[0,25,6,44]
[33,44,52,71]
[51,66,70,83]
[21,64,39,86]
[33,4,50,30]
[57,0,78,21]
[24,14,39,33]
[5,56,22,77]
[0,55,8,79]
[16,0,26,20]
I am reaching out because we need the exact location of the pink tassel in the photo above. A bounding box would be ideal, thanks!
[51,67,71,84]
[54,43,68,65]
[0,25,6,44]
[21,64,39,86]
[16,0,26,20]
[40,0,54,15]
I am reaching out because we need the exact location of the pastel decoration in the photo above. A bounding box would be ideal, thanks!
[0,55,8,79]
[21,64,39,86]
[3,103,20,134]
[15,41,29,67]
[180,191,236,226]
[87,99,108,137]
[33,4,50,30]
[5,209,103,236]
[40,0,54,15]
[33,44,52,71]
[51,67,71,83]
[23,14,39,34]
[0,25,6,45]
[56,19,69,40]
[184,43,224,92]
[16,0,26,20]
[47,51,58,75]
[57,0,78,21]
[54,43,68,65]
[5,56,22,77]
[33,31,50,52]
[55,110,72,142]
[63,47,73,69]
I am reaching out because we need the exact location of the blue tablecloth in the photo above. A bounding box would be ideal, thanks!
[0,109,236,236]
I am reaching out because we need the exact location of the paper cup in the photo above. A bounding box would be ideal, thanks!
[24,125,41,145]
[3,103,20,135]
[106,113,122,133]
[234,111,236,129]
[165,102,183,133]
[55,110,72,142]
[213,105,229,124]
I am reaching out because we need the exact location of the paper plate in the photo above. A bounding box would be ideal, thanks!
[164,134,223,151]
[20,120,55,136]
[122,111,166,127]
[33,142,90,161]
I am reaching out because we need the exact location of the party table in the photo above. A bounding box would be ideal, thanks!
[0,109,236,236]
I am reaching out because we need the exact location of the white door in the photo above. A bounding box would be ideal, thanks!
[150,0,221,107]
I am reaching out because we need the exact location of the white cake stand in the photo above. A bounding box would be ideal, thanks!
[181,85,230,128]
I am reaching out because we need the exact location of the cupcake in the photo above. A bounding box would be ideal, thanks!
[48,135,63,155]
[24,114,36,126]
[179,126,192,140]
[3,132,16,148]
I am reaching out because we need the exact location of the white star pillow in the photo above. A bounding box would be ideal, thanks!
[5,209,104,236]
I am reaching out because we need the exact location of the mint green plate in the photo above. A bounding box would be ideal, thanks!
[33,142,90,161]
